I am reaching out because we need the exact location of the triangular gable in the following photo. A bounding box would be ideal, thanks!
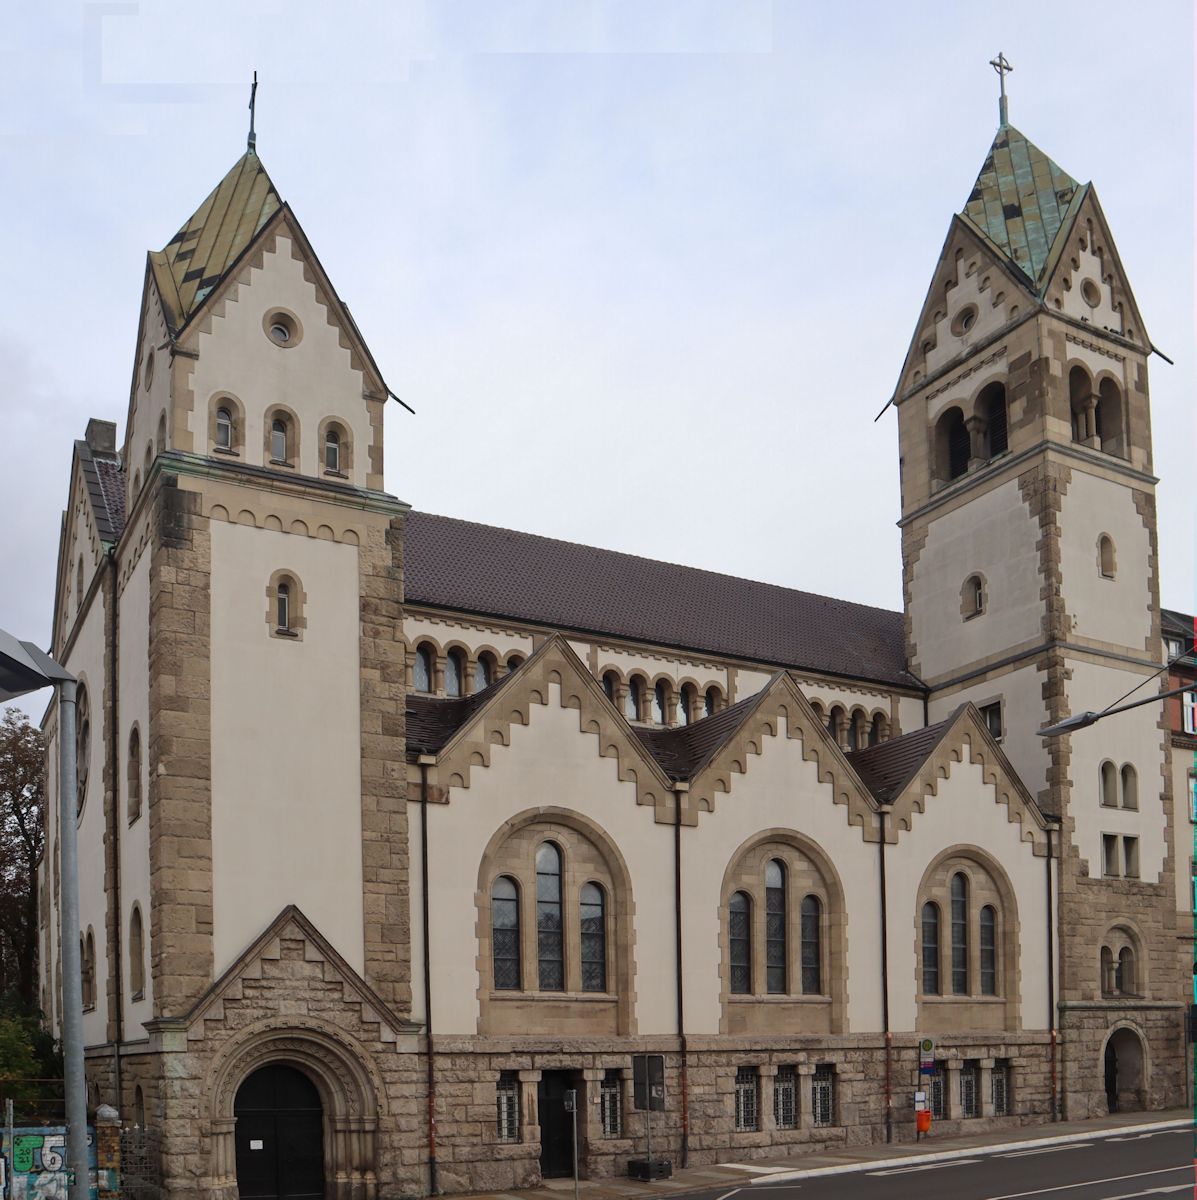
[893,215,1037,403]
[1039,187,1151,349]
[685,672,879,834]
[430,634,679,822]
[885,704,1050,854]
[184,905,419,1039]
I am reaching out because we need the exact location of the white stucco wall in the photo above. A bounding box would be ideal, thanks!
[185,234,374,487]
[1059,471,1152,651]
[911,478,1042,681]
[209,520,365,975]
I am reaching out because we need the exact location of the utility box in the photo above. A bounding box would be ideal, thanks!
[627,1158,673,1181]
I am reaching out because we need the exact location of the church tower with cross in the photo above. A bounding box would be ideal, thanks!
[894,59,1183,1114]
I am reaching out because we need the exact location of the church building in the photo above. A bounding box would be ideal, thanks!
[37,93,1185,1199]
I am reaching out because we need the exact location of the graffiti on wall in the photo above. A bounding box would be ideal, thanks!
[1,1126,111,1200]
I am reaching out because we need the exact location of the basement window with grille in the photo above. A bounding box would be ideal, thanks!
[960,1061,981,1119]
[496,1073,521,1143]
[773,1066,798,1130]
[600,1070,622,1139]
[992,1060,1011,1117]
[734,1066,759,1132]
[811,1065,836,1128]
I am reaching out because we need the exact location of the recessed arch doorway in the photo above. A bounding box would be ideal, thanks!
[1103,1026,1146,1113]
[235,1063,324,1200]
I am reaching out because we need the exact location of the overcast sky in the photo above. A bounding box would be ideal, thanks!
[2,2,1193,663]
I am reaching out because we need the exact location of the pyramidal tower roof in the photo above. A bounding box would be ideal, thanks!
[149,150,282,334]
[960,123,1085,292]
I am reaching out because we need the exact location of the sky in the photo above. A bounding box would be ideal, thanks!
[1,1,1194,663]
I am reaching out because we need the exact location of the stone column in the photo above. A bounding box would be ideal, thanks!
[965,416,988,468]
[946,1061,962,1120]
[519,1069,542,1146]
[979,1059,995,1118]
[798,1064,815,1132]
[1083,396,1100,446]
[761,1067,776,1130]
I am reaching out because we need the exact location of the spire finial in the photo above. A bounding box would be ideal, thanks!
[989,52,1013,126]
[247,70,258,154]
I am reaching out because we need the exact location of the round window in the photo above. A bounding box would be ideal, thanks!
[1081,278,1101,308]
[951,305,978,337]
[263,311,301,348]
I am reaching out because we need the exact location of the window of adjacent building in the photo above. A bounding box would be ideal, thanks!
[765,860,787,994]
[811,1065,835,1128]
[774,1066,798,1130]
[445,649,465,698]
[1120,764,1138,810]
[127,726,142,824]
[491,876,520,991]
[734,1066,759,1132]
[960,1061,981,1119]
[1189,773,1197,823]
[1184,692,1197,735]
[653,681,668,726]
[1102,834,1120,878]
[215,406,233,451]
[992,1060,1011,1117]
[600,1071,622,1138]
[496,1073,520,1143]
[129,905,145,1001]
[413,644,433,693]
[979,702,1002,742]
[950,873,968,994]
[921,901,941,994]
[1166,636,1184,661]
[535,843,564,991]
[729,891,752,995]
[1122,836,1139,879]
[580,882,607,992]
[979,905,997,996]
[1098,534,1116,579]
[800,894,822,994]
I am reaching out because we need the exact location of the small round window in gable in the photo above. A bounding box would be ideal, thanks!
[1081,278,1102,308]
[951,305,978,337]
[264,311,301,348]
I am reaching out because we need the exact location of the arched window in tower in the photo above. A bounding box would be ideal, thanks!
[964,573,985,617]
[270,417,288,463]
[1100,761,1118,808]
[1100,945,1115,995]
[729,892,752,995]
[950,873,969,995]
[127,727,142,824]
[275,581,291,632]
[413,644,434,693]
[921,901,941,994]
[580,882,607,992]
[1121,764,1138,810]
[977,381,1008,458]
[76,556,84,610]
[1069,366,1093,444]
[444,649,465,698]
[536,843,564,991]
[653,681,668,725]
[934,406,970,483]
[625,677,643,722]
[1098,534,1116,579]
[76,684,90,814]
[83,930,96,1010]
[215,406,233,451]
[765,860,787,994]
[1097,378,1125,456]
[156,412,167,454]
[129,905,145,1000]
[800,895,822,994]
[980,905,997,995]
[324,428,341,472]
[1117,946,1135,994]
[491,876,520,991]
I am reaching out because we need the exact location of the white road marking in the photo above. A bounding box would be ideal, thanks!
[869,1159,982,1175]
[712,1190,742,1200]
[999,1144,1086,1158]
[982,1164,1190,1200]
[1099,1186,1188,1200]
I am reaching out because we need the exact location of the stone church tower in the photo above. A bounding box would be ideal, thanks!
[894,116,1182,1113]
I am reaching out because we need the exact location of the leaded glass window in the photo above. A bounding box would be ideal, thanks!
[653,681,668,725]
[536,843,564,990]
[729,891,751,994]
[800,894,822,994]
[951,873,968,995]
[625,677,641,721]
[580,882,607,992]
[445,649,464,698]
[980,905,997,995]
[492,876,520,990]
[774,1066,798,1130]
[765,860,787,994]
[413,645,433,693]
[475,655,494,692]
[921,901,940,994]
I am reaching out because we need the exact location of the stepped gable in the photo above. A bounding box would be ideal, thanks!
[846,712,956,803]
[404,512,917,689]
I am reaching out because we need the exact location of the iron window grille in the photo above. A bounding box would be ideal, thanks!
[600,1070,622,1138]
[929,1066,946,1119]
[773,1066,798,1130]
[811,1065,835,1128]
[992,1060,1010,1117]
[734,1067,759,1132]
[496,1073,521,1143]
[960,1062,980,1119]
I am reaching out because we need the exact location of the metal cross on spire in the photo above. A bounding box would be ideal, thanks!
[989,52,1013,126]
[247,70,258,154]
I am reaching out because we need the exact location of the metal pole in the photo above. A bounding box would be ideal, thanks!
[57,679,89,1200]
[571,1094,579,1200]
[645,1100,652,1169]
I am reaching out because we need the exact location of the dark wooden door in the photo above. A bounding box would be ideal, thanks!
[235,1064,325,1200]
[538,1072,575,1178]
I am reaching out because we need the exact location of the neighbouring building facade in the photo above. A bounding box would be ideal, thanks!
[37,103,1186,1200]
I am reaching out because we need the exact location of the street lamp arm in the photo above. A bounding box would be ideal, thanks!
[1039,678,1197,737]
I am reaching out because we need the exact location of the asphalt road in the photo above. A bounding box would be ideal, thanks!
[688,1127,1193,1200]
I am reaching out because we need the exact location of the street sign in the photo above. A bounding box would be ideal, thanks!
[913,1091,928,1112]
[918,1036,936,1076]
[633,1055,666,1112]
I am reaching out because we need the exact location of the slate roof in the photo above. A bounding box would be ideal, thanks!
[961,124,1083,291]
[149,151,281,335]
[404,512,917,689]
[77,441,125,544]
[633,691,768,780]
[845,713,956,803]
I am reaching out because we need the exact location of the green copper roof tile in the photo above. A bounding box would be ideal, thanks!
[962,124,1080,290]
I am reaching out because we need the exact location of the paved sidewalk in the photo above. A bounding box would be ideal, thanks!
[452,1109,1193,1200]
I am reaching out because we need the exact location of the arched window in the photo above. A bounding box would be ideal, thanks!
[678,684,695,726]
[1097,378,1125,455]
[602,671,618,703]
[144,443,152,477]
[1100,761,1118,808]
[978,382,1008,458]
[950,873,969,995]
[846,714,859,752]
[653,681,668,725]
[445,649,464,698]
[474,653,495,692]
[506,654,524,674]
[413,644,434,693]
[536,843,564,991]
[827,706,845,746]
[215,406,233,450]
[729,892,752,995]
[1117,946,1135,994]
[1069,366,1093,444]
[1121,764,1138,810]
[76,556,84,607]
[1099,534,1116,579]
[935,406,969,482]
[276,581,292,632]
[127,727,142,823]
[964,573,985,617]
[921,902,941,994]
[980,905,997,996]
[705,686,720,718]
[76,684,90,813]
[870,713,887,746]
[491,876,520,991]
[132,469,142,496]
[129,905,145,1000]
[625,677,642,722]
[580,882,607,992]
[156,412,167,454]
[324,428,341,472]
[1100,945,1115,995]
[134,1085,145,1128]
[800,894,822,994]
[765,860,786,994]
[270,416,288,462]
[83,930,96,1010]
